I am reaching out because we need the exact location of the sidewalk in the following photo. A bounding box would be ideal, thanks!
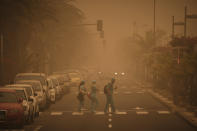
[137,82,197,128]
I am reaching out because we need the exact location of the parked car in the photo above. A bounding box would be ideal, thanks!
[14,73,50,104]
[46,78,56,103]
[0,89,24,128]
[15,80,47,110]
[48,76,62,99]
[1,86,34,124]
[13,82,40,117]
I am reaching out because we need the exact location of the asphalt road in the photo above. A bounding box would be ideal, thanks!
[2,82,197,131]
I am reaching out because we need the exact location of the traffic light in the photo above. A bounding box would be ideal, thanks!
[97,20,103,31]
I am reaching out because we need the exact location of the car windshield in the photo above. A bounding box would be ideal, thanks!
[15,75,46,86]
[0,92,18,103]
[15,90,27,100]
[16,81,42,92]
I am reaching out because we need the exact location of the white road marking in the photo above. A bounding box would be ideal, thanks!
[136,111,149,115]
[72,112,84,115]
[124,91,131,94]
[108,118,112,122]
[115,111,127,115]
[51,112,63,115]
[109,106,112,113]
[133,107,144,110]
[95,111,105,115]
[34,125,43,131]
[108,124,112,128]
[158,111,170,114]
[136,91,145,94]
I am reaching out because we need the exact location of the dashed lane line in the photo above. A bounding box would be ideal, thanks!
[108,118,112,122]
[108,124,112,128]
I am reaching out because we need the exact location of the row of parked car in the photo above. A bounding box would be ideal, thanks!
[0,72,75,129]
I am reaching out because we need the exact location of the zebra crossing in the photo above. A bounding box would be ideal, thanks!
[45,109,171,116]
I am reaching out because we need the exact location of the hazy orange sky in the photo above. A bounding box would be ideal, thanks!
[76,0,197,45]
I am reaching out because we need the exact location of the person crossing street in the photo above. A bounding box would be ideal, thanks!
[104,78,117,113]
[90,80,99,113]
[77,80,87,112]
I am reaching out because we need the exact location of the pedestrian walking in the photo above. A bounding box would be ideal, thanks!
[77,80,87,112]
[104,78,117,113]
[90,80,99,113]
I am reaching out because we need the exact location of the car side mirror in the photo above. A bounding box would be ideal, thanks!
[18,98,23,103]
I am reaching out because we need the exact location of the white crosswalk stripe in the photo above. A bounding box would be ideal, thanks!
[51,112,63,115]
[115,111,127,115]
[136,111,149,115]
[158,111,170,114]
[72,112,84,115]
[124,91,132,94]
[95,111,105,115]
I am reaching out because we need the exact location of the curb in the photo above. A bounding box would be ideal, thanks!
[147,89,197,128]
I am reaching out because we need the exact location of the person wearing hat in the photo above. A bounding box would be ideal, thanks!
[90,80,99,113]
[77,80,87,112]
[104,78,117,113]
